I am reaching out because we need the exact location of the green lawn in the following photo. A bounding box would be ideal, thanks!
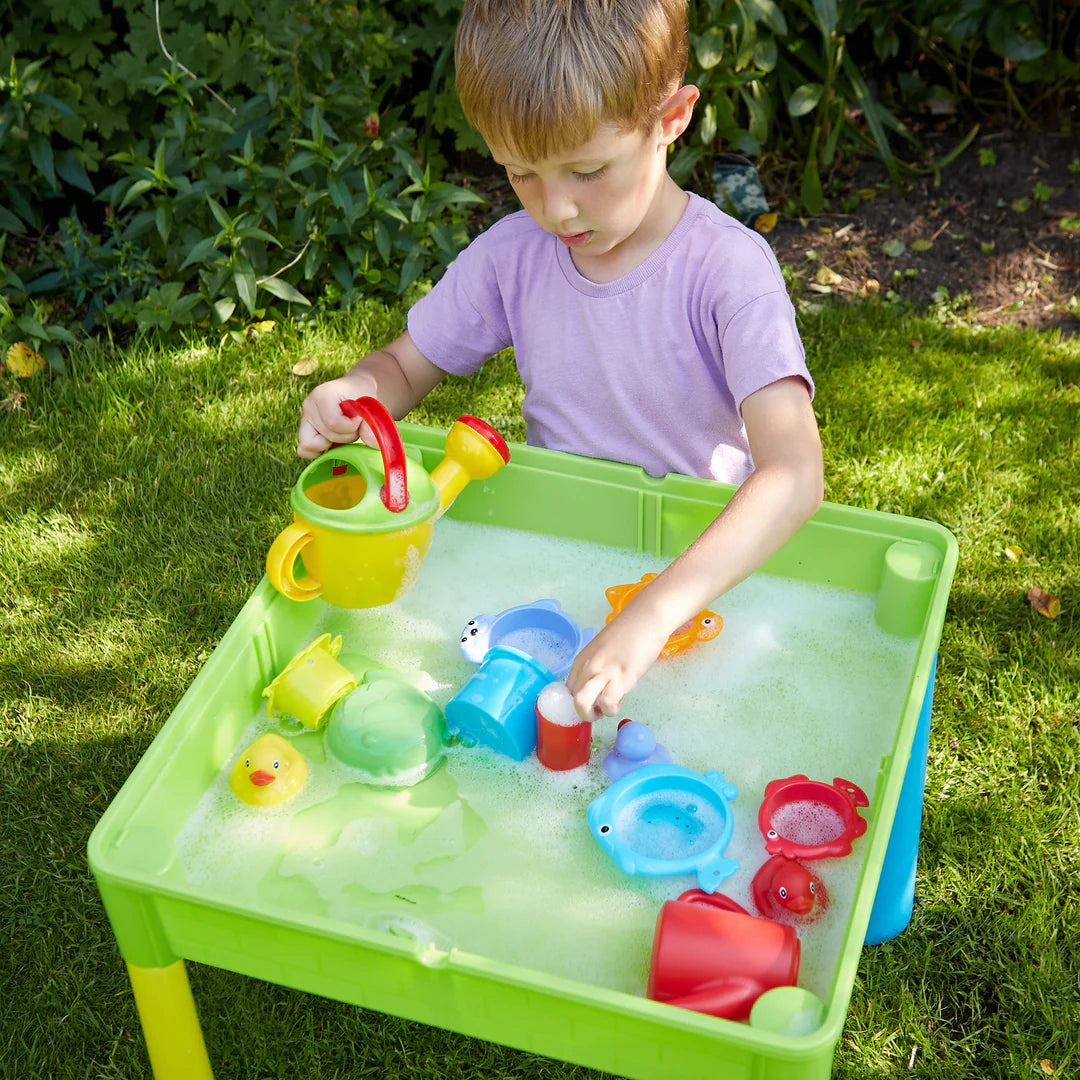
[1,299,1077,1079]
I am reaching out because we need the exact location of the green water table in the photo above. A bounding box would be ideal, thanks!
[88,426,956,1080]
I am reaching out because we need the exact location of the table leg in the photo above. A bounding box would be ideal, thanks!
[126,960,214,1080]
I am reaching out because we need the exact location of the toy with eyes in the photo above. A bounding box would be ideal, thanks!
[758,775,869,860]
[229,733,308,808]
[751,854,827,924]
[604,574,722,659]
[458,599,594,681]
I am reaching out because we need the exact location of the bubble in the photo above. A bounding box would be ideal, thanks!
[537,681,581,727]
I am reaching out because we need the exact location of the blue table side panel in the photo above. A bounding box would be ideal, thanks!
[864,653,937,945]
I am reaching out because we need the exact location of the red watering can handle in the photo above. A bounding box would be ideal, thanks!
[676,889,754,918]
[339,397,409,512]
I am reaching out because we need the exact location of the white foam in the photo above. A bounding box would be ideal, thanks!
[536,681,581,727]
[177,518,920,1003]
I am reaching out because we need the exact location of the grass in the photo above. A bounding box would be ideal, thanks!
[1,298,1078,1080]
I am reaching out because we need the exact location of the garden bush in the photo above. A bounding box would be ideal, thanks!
[1,0,1077,368]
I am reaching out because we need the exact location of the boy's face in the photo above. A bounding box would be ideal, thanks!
[487,123,672,264]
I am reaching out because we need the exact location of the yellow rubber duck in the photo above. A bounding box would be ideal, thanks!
[229,733,308,808]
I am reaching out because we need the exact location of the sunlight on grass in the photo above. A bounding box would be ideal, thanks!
[1,296,1077,1080]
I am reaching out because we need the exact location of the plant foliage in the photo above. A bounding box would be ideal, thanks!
[1,0,1077,363]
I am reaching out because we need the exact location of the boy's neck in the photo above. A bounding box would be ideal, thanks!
[570,174,689,285]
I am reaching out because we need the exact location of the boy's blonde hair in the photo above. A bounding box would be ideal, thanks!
[455,0,689,161]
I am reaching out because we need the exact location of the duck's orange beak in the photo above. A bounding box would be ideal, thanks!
[249,770,276,786]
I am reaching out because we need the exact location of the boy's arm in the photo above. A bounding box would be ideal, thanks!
[297,330,446,458]
[565,375,823,722]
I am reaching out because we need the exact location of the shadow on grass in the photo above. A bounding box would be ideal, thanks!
[2,303,1078,1079]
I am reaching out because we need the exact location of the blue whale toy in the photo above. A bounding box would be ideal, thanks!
[586,764,739,892]
[459,599,595,682]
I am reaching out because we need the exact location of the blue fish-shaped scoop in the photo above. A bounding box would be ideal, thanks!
[586,764,739,892]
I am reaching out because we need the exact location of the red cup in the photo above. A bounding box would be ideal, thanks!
[535,683,591,770]
[648,889,800,1020]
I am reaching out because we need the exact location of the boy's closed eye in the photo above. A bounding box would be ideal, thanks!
[505,167,608,184]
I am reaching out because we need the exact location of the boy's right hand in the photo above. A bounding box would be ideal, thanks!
[297,373,379,459]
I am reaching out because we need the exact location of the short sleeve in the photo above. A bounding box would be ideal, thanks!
[407,235,514,376]
[720,290,813,411]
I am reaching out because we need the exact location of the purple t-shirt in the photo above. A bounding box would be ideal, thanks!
[408,192,812,484]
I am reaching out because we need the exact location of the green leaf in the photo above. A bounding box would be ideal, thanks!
[0,205,26,233]
[234,259,257,315]
[882,239,906,257]
[694,27,726,70]
[801,129,823,214]
[153,138,168,181]
[28,135,57,190]
[180,236,222,270]
[811,0,838,36]
[285,151,323,175]
[259,277,310,305]
[207,198,232,231]
[119,178,155,210]
[213,297,237,324]
[42,343,67,376]
[16,315,47,338]
[788,83,823,117]
[26,92,79,120]
[374,221,391,264]
[54,150,94,194]
[398,252,424,295]
[155,204,172,244]
[746,0,787,35]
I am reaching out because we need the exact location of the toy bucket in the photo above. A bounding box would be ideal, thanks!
[266,398,509,608]
[445,646,555,761]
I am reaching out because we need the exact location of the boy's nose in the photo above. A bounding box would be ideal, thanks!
[539,183,577,227]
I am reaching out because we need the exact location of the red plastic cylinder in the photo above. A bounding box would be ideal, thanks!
[535,700,591,771]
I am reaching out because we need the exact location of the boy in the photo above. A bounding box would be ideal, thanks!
[297,0,823,723]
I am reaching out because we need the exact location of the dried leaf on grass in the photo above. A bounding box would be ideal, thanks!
[1027,587,1061,618]
[5,342,46,378]
[291,356,319,377]
[1040,1061,1054,1075]
[1004,545,1024,562]
[815,265,844,286]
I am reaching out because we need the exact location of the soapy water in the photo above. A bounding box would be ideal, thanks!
[769,800,847,846]
[496,628,574,675]
[615,791,724,859]
[177,518,920,1002]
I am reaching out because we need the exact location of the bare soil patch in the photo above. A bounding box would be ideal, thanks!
[762,128,1080,334]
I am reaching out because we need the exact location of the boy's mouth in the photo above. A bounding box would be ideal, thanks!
[557,231,593,248]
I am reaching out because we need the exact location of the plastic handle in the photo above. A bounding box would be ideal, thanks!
[676,889,753,918]
[266,523,322,601]
[338,397,409,512]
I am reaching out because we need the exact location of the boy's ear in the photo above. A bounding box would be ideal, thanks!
[657,84,700,147]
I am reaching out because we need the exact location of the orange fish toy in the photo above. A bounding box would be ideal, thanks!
[605,574,723,658]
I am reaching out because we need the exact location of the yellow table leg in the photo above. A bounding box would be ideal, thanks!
[127,960,214,1080]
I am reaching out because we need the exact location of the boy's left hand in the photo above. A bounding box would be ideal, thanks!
[565,607,670,722]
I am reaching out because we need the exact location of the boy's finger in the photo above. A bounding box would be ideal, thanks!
[297,418,332,459]
[571,674,610,722]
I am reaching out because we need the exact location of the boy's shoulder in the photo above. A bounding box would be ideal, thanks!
[684,193,777,257]
[682,192,786,288]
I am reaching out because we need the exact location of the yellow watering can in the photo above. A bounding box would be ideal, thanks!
[267,397,510,608]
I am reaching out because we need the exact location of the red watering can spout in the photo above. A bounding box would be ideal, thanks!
[339,397,409,512]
